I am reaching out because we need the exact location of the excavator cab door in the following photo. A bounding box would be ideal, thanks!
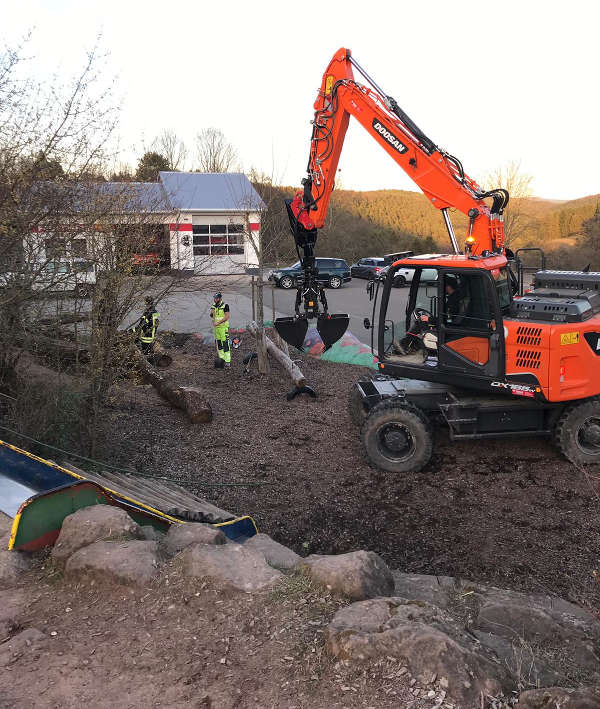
[437,270,504,379]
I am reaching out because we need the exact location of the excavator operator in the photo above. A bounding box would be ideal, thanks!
[395,274,467,356]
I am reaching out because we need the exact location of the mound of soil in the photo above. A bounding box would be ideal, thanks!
[104,338,600,611]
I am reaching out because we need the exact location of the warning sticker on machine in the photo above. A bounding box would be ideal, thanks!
[560,332,580,345]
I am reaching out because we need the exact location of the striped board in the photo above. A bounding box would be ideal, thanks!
[0,440,257,551]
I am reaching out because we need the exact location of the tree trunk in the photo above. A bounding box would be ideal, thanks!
[150,340,172,368]
[247,321,306,388]
[128,344,212,423]
[14,331,89,362]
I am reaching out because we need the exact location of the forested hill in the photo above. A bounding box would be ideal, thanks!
[253,181,600,266]
[331,189,600,249]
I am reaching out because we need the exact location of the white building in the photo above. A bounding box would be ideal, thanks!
[160,172,264,274]
[25,172,265,276]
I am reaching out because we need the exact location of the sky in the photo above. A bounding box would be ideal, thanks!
[3,0,600,201]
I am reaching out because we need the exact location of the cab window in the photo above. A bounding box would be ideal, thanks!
[442,272,492,330]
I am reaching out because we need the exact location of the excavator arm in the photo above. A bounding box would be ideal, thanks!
[275,47,509,351]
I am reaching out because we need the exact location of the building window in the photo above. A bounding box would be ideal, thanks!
[192,224,246,256]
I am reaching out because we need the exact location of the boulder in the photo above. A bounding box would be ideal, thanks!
[162,522,226,556]
[518,687,600,709]
[0,628,47,667]
[326,597,509,707]
[178,543,282,592]
[392,571,464,608]
[475,602,600,672]
[52,505,142,563]
[65,540,159,586]
[299,551,394,601]
[242,533,300,571]
[0,548,32,589]
[140,525,164,542]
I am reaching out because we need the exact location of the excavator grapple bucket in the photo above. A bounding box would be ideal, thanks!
[317,313,349,351]
[275,316,309,351]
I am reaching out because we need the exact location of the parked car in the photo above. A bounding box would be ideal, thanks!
[350,257,386,279]
[379,264,438,288]
[269,258,351,289]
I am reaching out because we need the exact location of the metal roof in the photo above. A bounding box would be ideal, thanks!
[159,172,265,212]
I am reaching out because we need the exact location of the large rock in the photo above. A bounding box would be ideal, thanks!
[326,597,509,707]
[162,522,226,556]
[0,547,32,589]
[392,571,461,607]
[179,543,282,592]
[65,540,159,585]
[299,551,394,601]
[52,505,142,563]
[475,601,600,672]
[518,687,600,709]
[242,533,300,571]
[390,572,600,692]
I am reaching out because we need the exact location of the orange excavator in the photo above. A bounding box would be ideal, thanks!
[275,48,600,471]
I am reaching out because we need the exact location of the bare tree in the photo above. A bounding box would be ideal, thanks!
[195,128,237,173]
[0,39,182,457]
[484,160,533,247]
[154,129,188,171]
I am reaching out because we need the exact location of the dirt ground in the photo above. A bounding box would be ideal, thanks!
[104,336,600,610]
[2,337,600,708]
[1,564,438,709]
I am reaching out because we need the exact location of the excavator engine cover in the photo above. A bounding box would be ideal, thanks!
[317,313,350,350]
[275,316,309,351]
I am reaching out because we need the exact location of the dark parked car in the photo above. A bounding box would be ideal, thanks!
[269,258,351,289]
[350,257,385,279]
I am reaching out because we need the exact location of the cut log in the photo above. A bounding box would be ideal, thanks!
[247,321,306,388]
[128,345,212,424]
[150,341,172,368]
[14,332,89,363]
[12,350,86,391]
[36,312,91,326]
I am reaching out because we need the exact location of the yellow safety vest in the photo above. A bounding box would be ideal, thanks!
[211,302,229,338]
[139,310,159,344]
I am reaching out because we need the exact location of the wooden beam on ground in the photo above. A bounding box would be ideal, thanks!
[247,321,306,388]
[128,345,212,424]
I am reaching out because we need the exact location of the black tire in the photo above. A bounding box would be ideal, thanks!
[360,400,433,473]
[554,397,600,466]
[393,275,406,288]
[348,385,368,426]
[329,275,342,289]
[279,275,294,289]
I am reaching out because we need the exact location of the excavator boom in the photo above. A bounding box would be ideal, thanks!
[276,48,509,351]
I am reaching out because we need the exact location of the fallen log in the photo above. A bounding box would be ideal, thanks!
[12,350,86,392]
[150,340,173,368]
[128,345,212,423]
[247,321,307,389]
[14,332,89,363]
[36,312,91,326]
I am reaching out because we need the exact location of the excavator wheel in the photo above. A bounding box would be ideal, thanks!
[554,397,600,467]
[360,399,432,473]
[348,385,368,426]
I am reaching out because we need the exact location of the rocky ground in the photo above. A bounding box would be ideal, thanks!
[104,336,600,609]
[2,337,600,708]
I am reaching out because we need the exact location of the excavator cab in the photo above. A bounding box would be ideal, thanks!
[375,259,510,384]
